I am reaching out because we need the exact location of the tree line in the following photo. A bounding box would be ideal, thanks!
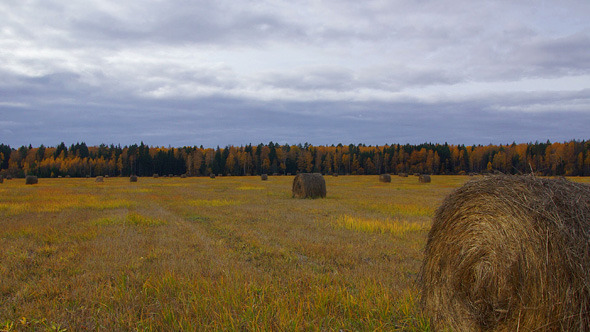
[1,140,589,178]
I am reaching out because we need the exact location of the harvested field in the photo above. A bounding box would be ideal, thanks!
[1,175,587,330]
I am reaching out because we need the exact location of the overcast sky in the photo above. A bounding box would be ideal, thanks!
[1,0,589,148]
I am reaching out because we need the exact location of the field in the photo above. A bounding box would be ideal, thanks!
[3,175,585,331]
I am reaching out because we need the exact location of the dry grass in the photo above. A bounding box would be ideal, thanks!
[3,175,585,330]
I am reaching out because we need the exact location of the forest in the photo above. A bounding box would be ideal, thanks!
[1,140,589,178]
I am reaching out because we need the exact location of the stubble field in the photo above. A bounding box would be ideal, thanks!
[4,174,577,331]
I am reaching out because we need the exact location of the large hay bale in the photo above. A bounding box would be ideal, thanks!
[181,174,187,178]
[398,173,408,177]
[261,174,268,181]
[153,173,159,178]
[379,174,391,183]
[419,174,431,183]
[292,173,326,199]
[130,175,138,182]
[420,175,590,331]
[209,174,215,179]
[95,176,104,182]
[25,175,38,185]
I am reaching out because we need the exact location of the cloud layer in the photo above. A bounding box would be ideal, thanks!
[1,0,589,147]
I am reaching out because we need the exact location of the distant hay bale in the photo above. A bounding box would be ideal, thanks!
[420,175,590,331]
[105,175,109,178]
[272,173,279,176]
[153,174,159,178]
[6,175,13,180]
[261,174,268,181]
[95,176,104,182]
[413,173,420,176]
[398,173,408,177]
[209,174,215,179]
[379,174,391,183]
[286,173,291,176]
[25,175,38,185]
[419,174,431,183]
[332,173,338,177]
[292,173,326,199]
[169,174,174,178]
[181,174,187,178]
[130,175,138,182]
[0,176,3,184]
[65,175,70,178]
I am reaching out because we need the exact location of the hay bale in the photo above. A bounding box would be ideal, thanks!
[65,175,70,178]
[0,176,3,184]
[209,174,215,179]
[6,175,13,180]
[419,174,431,183]
[130,175,138,182]
[398,173,408,177]
[261,174,268,181]
[153,174,159,178]
[95,176,104,182]
[169,174,174,178]
[379,174,391,183]
[332,173,338,177]
[25,175,38,185]
[292,173,326,199]
[420,175,590,331]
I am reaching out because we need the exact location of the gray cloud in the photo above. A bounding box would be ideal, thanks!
[1,0,589,147]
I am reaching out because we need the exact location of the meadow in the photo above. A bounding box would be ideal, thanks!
[3,174,584,331]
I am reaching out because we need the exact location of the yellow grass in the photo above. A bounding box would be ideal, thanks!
[4,175,578,330]
[334,215,429,236]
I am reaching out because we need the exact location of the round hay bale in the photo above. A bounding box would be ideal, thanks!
[65,175,70,178]
[209,174,215,179]
[413,173,420,176]
[25,175,38,185]
[420,175,590,331]
[130,175,138,182]
[398,173,408,177]
[419,174,431,183]
[181,174,187,178]
[153,174,159,178]
[261,174,268,181]
[292,173,326,199]
[379,174,391,183]
[95,176,104,183]
[169,174,174,178]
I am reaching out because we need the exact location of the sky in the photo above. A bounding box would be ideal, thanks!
[1,0,590,148]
